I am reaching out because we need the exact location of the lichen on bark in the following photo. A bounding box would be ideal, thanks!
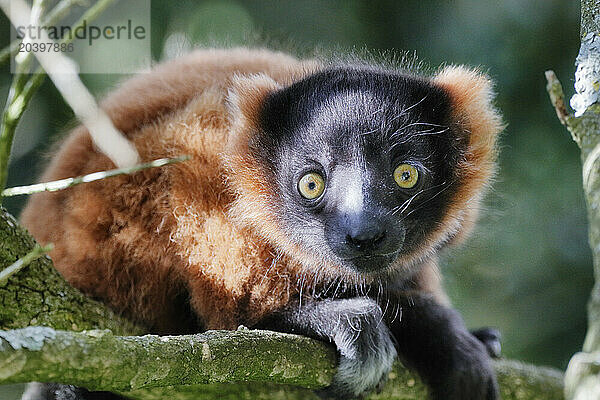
[546,2,600,399]
[0,327,336,391]
[0,325,564,400]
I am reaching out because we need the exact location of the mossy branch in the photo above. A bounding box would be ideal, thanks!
[0,207,143,335]
[0,327,336,391]
[0,326,563,400]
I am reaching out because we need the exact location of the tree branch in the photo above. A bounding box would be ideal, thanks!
[0,207,142,335]
[0,327,563,400]
[0,327,336,391]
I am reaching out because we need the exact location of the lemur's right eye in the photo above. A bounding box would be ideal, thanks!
[394,163,419,189]
[298,172,325,199]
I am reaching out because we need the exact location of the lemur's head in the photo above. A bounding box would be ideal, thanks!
[226,64,502,283]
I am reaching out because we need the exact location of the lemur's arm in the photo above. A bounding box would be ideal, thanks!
[408,259,502,358]
[256,297,397,399]
[384,290,499,400]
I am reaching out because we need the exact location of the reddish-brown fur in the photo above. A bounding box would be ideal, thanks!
[20,49,501,333]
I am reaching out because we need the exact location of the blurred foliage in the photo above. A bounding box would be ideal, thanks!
[0,3,589,399]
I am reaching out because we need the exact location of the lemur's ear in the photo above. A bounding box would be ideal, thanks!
[224,73,282,223]
[433,66,503,170]
[227,73,282,136]
[431,66,504,245]
[224,73,303,265]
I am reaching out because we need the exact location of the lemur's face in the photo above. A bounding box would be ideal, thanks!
[226,65,499,282]
[251,68,467,277]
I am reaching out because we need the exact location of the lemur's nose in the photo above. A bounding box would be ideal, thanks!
[325,209,405,266]
[345,226,387,252]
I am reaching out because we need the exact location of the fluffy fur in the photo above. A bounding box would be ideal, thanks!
[20,48,503,399]
[21,49,319,332]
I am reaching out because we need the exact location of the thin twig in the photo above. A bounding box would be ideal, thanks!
[0,0,46,195]
[2,0,139,170]
[0,243,53,285]
[2,156,190,197]
[545,70,570,126]
[0,0,83,66]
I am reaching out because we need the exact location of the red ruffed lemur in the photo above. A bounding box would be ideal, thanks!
[20,48,503,400]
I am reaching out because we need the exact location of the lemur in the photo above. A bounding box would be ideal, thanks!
[20,48,503,400]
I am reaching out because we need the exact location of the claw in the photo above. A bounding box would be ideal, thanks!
[471,327,502,358]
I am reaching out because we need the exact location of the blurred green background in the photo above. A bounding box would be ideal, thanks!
[0,0,589,398]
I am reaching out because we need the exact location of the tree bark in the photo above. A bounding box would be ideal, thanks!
[0,327,336,391]
[546,1,600,399]
[0,207,141,335]
[0,327,563,400]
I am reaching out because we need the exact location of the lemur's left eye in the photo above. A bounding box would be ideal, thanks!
[394,163,419,189]
[298,172,325,199]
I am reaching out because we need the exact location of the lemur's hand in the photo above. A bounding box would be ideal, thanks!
[257,297,396,399]
[430,329,498,400]
[316,297,397,398]
[386,293,499,400]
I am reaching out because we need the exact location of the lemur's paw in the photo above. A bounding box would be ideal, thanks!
[471,327,502,358]
[319,297,397,399]
[432,331,499,400]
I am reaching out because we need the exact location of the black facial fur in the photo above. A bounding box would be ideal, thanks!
[254,66,467,276]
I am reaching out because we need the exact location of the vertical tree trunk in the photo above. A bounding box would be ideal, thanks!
[547,1,600,399]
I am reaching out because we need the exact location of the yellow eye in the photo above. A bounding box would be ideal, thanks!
[298,172,325,199]
[394,163,419,189]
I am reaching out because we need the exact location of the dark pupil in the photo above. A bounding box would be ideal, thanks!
[401,171,411,181]
[308,181,316,190]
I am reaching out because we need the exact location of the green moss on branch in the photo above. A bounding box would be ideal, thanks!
[0,207,142,335]
[0,327,563,400]
[0,327,336,391]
